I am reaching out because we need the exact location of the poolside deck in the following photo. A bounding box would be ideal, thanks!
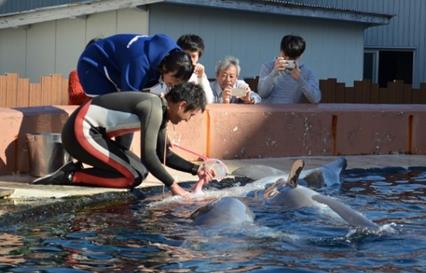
[1,154,425,207]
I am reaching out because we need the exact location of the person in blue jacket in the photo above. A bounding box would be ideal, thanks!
[77,33,194,149]
[77,33,193,95]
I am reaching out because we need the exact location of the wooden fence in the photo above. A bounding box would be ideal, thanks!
[2,73,426,108]
[319,79,426,104]
[0,73,68,108]
[244,77,426,104]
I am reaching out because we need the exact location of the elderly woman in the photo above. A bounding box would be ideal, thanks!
[210,56,261,104]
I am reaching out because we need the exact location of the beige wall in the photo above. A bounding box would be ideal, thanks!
[150,4,365,86]
[0,8,148,82]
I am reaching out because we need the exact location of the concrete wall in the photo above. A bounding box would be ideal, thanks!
[0,8,148,82]
[149,3,365,85]
[1,104,426,175]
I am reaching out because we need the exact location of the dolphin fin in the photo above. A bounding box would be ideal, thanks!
[287,159,305,188]
[311,194,378,229]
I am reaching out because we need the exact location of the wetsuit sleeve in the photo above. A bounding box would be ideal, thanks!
[156,131,199,175]
[136,98,176,186]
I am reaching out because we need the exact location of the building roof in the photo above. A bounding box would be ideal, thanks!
[0,0,393,29]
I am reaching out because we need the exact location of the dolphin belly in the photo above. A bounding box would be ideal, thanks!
[232,165,285,180]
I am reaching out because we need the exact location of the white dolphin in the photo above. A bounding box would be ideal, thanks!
[262,160,378,230]
[232,157,347,188]
[192,159,378,230]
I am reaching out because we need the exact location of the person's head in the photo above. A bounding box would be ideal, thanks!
[159,49,194,88]
[280,35,306,60]
[215,56,241,90]
[165,82,207,124]
[177,34,205,65]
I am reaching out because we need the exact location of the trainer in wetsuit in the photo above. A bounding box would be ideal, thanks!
[33,83,210,197]
[77,33,194,150]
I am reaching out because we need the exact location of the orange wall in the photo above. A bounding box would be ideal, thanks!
[2,103,426,175]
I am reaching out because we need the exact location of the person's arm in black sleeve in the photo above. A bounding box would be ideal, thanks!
[136,98,176,187]
[156,131,199,175]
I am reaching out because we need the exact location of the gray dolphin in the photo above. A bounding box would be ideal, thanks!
[232,157,347,188]
[190,196,254,226]
[264,160,378,230]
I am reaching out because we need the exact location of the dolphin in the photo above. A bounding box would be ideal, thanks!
[232,157,347,188]
[190,196,254,226]
[263,160,378,230]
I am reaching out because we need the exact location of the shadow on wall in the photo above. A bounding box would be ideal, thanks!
[6,106,72,175]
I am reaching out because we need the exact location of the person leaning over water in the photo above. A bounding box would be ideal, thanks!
[33,83,213,197]
[210,56,261,104]
[77,33,194,150]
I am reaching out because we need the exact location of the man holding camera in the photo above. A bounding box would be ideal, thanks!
[257,35,321,104]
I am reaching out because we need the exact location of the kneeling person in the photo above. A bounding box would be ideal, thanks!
[33,83,208,197]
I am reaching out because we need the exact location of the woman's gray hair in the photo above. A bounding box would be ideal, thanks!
[216,56,241,76]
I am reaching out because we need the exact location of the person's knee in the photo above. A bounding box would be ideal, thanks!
[132,168,148,188]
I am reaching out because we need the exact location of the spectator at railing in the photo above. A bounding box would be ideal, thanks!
[257,34,321,104]
[176,34,214,104]
[210,56,261,104]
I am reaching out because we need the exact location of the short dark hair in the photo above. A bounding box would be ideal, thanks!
[177,34,205,58]
[159,49,194,82]
[165,82,206,112]
[280,35,306,59]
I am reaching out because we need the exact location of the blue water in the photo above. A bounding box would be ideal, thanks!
[0,167,425,272]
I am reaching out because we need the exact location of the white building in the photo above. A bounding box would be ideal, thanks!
[0,0,391,85]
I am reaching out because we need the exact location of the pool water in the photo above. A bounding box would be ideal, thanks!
[0,167,425,272]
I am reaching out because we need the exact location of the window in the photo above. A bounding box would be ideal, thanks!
[364,49,414,87]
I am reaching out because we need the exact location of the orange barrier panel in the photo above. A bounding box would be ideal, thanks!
[0,108,23,174]
[1,104,426,175]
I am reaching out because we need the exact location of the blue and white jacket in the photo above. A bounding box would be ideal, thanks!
[78,34,178,95]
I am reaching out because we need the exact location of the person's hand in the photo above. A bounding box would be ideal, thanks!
[239,84,254,104]
[170,182,191,198]
[192,177,207,194]
[197,164,215,182]
[290,65,301,80]
[191,164,216,193]
[223,86,232,104]
[274,56,286,72]
[194,63,205,78]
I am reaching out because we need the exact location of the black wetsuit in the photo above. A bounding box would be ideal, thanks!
[62,92,199,188]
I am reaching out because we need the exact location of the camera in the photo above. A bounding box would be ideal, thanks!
[284,60,296,72]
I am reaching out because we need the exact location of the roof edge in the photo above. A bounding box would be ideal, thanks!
[0,0,162,29]
[164,0,394,26]
[0,0,394,30]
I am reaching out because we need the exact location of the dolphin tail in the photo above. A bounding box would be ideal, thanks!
[264,160,305,199]
[303,157,347,187]
[287,159,305,188]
